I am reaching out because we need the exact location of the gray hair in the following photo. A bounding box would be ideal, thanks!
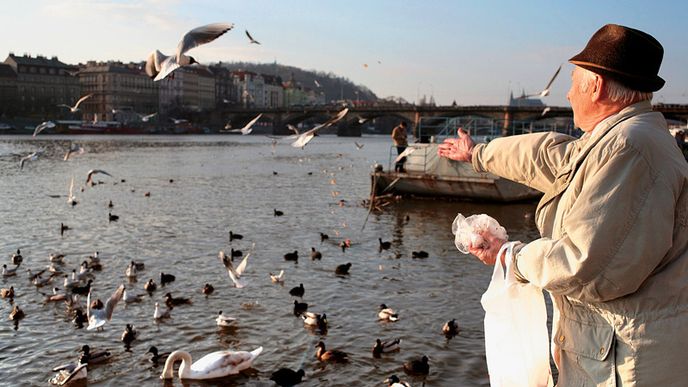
[579,68,652,104]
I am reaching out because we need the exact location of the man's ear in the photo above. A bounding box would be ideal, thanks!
[591,74,605,102]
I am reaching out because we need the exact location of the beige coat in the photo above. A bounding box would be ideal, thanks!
[391,125,408,147]
[472,101,688,386]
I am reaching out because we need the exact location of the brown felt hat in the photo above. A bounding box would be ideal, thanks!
[569,24,665,92]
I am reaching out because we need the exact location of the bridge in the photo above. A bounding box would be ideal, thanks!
[214,103,688,136]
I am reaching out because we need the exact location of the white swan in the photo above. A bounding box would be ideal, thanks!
[160,346,263,380]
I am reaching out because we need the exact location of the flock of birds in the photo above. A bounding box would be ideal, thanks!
[0,21,502,387]
[1,139,463,386]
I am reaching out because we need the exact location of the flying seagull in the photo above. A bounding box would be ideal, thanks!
[86,284,124,330]
[314,79,321,88]
[245,30,260,44]
[228,113,262,135]
[58,94,93,113]
[145,23,234,81]
[19,149,44,170]
[519,64,562,99]
[64,143,84,161]
[354,142,364,150]
[139,112,157,122]
[86,169,112,184]
[67,177,77,206]
[218,247,252,288]
[541,106,551,116]
[33,121,55,137]
[291,108,349,148]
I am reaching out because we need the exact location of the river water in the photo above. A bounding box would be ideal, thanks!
[0,134,539,386]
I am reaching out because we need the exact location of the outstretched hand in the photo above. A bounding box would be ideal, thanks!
[437,128,475,162]
[467,231,507,266]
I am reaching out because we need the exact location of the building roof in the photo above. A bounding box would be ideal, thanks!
[5,54,74,69]
[0,63,16,78]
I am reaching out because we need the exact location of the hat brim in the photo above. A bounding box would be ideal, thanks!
[570,59,665,92]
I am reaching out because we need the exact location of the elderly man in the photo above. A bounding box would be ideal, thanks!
[439,24,688,385]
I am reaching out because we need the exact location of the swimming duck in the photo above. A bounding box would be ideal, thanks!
[0,286,14,299]
[159,346,263,380]
[45,287,67,302]
[164,292,191,308]
[145,279,158,292]
[335,263,351,275]
[60,223,70,236]
[270,368,305,386]
[160,272,176,286]
[274,209,284,217]
[33,272,56,287]
[378,304,399,322]
[442,319,460,338]
[73,309,87,328]
[148,346,171,365]
[283,250,298,262]
[411,251,429,259]
[339,240,351,253]
[373,338,401,357]
[320,232,329,242]
[108,212,119,222]
[385,374,412,387]
[269,270,285,284]
[2,264,19,277]
[11,249,22,265]
[310,247,322,260]
[80,345,112,364]
[230,248,243,258]
[49,253,65,263]
[154,302,172,320]
[229,231,243,242]
[315,341,348,363]
[87,251,100,263]
[121,324,137,346]
[71,279,92,296]
[403,355,429,375]
[125,261,137,278]
[302,312,328,332]
[293,300,308,316]
[289,284,305,297]
[218,250,250,288]
[48,263,63,274]
[9,305,24,321]
[86,284,124,330]
[49,361,87,386]
[123,287,143,303]
[215,310,236,327]
[202,283,214,296]
[379,238,392,251]
[63,274,77,289]
[108,200,113,208]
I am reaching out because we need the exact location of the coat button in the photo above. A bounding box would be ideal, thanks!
[599,347,605,355]
[558,335,565,343]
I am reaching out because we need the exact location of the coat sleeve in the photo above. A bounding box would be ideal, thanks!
[515,139,675,302]
[472,132,577,192]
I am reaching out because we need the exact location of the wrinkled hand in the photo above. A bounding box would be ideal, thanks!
[467,230,507,266]
[437,128,475,162]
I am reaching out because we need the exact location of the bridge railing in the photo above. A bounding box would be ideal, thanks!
[419,116,578,142]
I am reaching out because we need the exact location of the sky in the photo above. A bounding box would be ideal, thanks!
[1,0,686,107]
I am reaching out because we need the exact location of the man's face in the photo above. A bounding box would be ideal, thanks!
[567,66,594,132]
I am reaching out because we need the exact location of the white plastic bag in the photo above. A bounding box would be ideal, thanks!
[481,242,552,387]
[452,213,508,254]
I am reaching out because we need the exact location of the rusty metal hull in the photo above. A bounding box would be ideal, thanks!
[371,171,542,202]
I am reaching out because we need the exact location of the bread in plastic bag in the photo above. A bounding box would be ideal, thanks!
[452,213,508,253]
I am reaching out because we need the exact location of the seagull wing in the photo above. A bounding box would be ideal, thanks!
[145,50,167,78]
[73,94,93,110]
[103,284,124,320]
[325,107,349,127]
[68,177,75,200]
[33,121,54,137]
[394,147,416,163]
[86,169,113,184]
[141,112,157,122]
[245,30,260,44]
[236,252,250,276]
[176,23,234,60]
[542,64,562,93]
[287,124,300,135]
[153,55,180,82]
[240,113,262,135]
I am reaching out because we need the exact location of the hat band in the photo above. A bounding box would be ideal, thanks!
[570,60,654,80]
